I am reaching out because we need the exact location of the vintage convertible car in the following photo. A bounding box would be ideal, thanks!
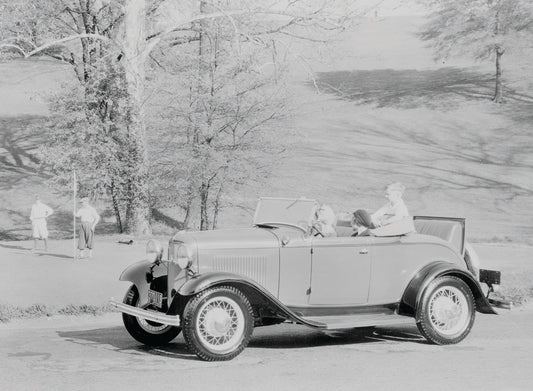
[110,197,500,361]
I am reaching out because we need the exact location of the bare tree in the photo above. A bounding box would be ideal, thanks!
[1,0,357,233]
[148,0,355,229]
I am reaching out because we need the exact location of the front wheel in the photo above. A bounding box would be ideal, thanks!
[416,276,475,345]
[122,285,181,345]
[182,286,254,361]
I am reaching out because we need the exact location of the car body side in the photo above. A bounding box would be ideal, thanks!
[119,224,494,328]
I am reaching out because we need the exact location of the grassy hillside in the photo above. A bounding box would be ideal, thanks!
[1,16,532,244]
[254,76,533,244]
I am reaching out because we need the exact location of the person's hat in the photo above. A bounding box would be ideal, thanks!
[387,182,405,194]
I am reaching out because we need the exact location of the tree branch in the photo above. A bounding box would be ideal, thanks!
[0,43,27,56]
[1,33,116,59]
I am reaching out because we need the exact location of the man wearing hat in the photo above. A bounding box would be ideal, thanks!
[74,197,100,259]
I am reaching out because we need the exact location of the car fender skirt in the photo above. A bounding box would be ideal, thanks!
[401,261,497,316]
[175,272,325,329]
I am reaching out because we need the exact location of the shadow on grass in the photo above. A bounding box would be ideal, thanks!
[0,115,49,190]
[0,242,28,251]
[313,67,533,110]
[0,242,73,259]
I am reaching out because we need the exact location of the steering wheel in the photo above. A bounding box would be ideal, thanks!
[311,223,324,237]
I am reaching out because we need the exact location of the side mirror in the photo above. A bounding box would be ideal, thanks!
[281,236,290,246]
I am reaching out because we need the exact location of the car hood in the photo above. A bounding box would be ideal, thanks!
[171,227,280,250]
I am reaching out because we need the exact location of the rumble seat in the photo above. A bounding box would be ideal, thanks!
[413,219,463,252]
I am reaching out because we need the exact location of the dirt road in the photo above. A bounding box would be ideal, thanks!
[1,304,532,391]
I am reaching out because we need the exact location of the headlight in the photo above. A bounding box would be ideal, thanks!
[146,239,163,262]
[175,244,192,269]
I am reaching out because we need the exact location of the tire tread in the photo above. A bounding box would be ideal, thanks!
[416,276,475,345]
[182,285,254,361]
[122,285,181,346]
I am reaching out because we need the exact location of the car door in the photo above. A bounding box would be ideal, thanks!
[309,236,372,305]
[277,232,313,307]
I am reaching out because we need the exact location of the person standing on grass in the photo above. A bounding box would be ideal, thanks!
[74,197,100,259]
[30,196,54,252]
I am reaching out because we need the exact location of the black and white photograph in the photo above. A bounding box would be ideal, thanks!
[0,0,532,390]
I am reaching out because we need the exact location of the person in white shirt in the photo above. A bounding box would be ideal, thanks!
[74,197,100,259]
[371,182,409,227]
[30,196,54,252]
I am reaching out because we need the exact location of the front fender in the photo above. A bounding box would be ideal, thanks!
[401,261,497,317]
[178,272,268,296]
[119,260,167,307]
[119,260,154,284]
[174,272,325,329]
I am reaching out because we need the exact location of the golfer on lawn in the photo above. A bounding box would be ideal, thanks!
[30,196,53,252]
[74,197,100,259]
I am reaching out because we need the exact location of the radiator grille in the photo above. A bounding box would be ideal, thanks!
[212,255,267,286]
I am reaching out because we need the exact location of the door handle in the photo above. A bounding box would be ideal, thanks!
[359,248,369,254]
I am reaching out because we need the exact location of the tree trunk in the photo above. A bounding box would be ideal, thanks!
[183,191,195,228]
[110,180,123,233]
[493,46,504,103]
[191,0,211,231]
[199,182,210,230]
[122,0,151,235]
[211,183,223,229]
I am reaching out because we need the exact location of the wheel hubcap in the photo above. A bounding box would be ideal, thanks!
[428,286,469,336]
[196,296,245,353]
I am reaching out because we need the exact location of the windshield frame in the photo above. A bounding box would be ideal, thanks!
[253,197,318,232]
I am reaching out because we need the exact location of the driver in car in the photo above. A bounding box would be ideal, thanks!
[313,204,337,237]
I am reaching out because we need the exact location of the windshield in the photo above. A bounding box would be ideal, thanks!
[253,197,318,230]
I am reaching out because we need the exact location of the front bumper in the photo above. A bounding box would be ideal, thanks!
[109,300,181,327]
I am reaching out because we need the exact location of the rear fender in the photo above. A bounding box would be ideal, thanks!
[400,261,497,317]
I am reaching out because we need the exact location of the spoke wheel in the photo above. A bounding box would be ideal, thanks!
[183,286,253,361]
[416,276,475,345]
[122,285,181,346]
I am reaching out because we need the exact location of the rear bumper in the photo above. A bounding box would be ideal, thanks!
[109,300,181,327]
[479,269,513,309]
[479,269,501,286]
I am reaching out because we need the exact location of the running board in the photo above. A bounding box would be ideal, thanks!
[301,313,414,330]
[109,300,181,327]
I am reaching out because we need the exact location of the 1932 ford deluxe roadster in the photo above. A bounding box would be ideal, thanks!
[110,197,500,361]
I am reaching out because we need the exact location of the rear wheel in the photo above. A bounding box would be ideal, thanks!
[182,286,254,361]
[416,276,475,345]
[122,285,181,345]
